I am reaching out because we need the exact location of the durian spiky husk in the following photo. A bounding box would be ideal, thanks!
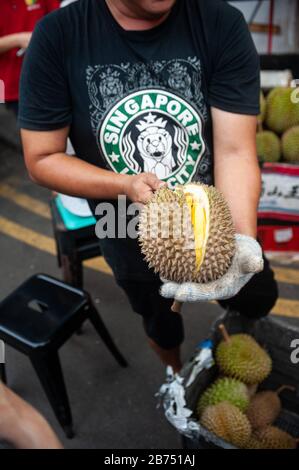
[266,87,299,134]
[200,402,252,448]
[256,130,281,162]
[216,333,272,385]
[138,183,235,283]
[246,390,281,430]
[244,436,264,449]
[254,426,298,449]
[197,378,250,415]
[282,125,299,162]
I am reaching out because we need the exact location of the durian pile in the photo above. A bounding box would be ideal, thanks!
[257,88,299,164]
[196,324,298,449]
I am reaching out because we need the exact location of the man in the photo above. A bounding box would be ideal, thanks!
[19,0,278,373]
[0,0,59,115]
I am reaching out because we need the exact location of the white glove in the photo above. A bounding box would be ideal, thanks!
[160,234,264,303]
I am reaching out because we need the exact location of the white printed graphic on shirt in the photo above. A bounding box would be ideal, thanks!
[86,57,211,186]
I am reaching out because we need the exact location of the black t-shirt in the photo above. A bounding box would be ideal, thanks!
[19,0,259,197]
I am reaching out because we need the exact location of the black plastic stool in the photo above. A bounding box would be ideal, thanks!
[0,274,127,438]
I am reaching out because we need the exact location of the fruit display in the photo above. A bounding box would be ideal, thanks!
[256,86,299,165]
[138,183,235,283]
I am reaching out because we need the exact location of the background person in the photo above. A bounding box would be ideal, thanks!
[0,381,62,449]
[0,0,59,116]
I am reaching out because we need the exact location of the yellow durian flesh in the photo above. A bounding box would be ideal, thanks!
[182,184,210,272]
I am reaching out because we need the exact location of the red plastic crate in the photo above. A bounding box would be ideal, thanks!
[258,225,299,252]
[257,163,299,253]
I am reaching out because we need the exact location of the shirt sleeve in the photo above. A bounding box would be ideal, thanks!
[18,14,72,131]
[208,6,260,116]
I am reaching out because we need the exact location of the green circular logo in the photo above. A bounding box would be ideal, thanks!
[99,89,205,188]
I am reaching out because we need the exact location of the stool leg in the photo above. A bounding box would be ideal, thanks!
[61,254,83,290]
[0,363,7,384]
[88,304,128,368]
[30,351,74,439]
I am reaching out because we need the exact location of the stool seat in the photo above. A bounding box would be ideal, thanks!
[0,274,87,349]
[55,196,96,231]
[0,274,127,438]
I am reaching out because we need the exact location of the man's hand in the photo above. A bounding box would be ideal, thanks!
[122,173,165,204]
[161,235,263,303]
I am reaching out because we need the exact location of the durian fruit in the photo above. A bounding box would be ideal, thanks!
[244,436,264,449]
[258,91,266,126]
[266,87,299,134]
[200,402,252,448]
[254,426,298,449]
[215,324,272,385]
[138,183,235,283]
[256,130,281,162]
[197,377,249,415]
[282,125,299,162]
[246,385,295,430]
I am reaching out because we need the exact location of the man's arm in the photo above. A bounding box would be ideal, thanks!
[212,107,261,238]
[21,127,163,204]
[0,33,31,54]
[161,108,263,304]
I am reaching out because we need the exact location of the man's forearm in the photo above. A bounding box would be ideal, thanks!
[214,153,261,238]
[0,34,20,54]
[28,152,128,199]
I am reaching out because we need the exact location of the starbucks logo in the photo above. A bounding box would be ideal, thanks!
[99,89,205,188]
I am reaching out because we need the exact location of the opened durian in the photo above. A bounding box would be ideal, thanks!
[216,325,272,385]
[138,183,236,283]
[246,385,295,430]
[200,402,252,448]
[197,377,250,415]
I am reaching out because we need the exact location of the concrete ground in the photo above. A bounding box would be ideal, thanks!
[0,104,298,449]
